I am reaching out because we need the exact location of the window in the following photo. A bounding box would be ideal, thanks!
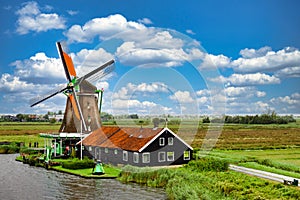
[168,137,173,145]
[167,152,174,161]
[105,148,108,153]
[114,149,118,155]
[87,102,90,110]
[142,153,150,163]
[123,151,128,161]
[88,146,92,151]
[133,152,139,163]
[158,152,165,162]
[88,116,91,123]
[184,151,190,160]
[159,138,165,146]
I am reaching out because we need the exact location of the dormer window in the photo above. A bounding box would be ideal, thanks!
[159,138,165,146]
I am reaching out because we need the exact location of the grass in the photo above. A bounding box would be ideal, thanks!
[52,165,121,178]
[207,149,300,179]
[119,163,300,200]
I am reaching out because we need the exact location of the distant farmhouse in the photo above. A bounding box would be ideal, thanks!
[81,126,193,167]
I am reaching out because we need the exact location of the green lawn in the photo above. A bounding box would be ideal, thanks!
[52,165,121,178]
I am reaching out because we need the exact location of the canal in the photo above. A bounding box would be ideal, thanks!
[0,154,167,200]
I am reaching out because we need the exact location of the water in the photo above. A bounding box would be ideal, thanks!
[0,154,167,200]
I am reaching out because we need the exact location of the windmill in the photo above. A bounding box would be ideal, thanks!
[31,42,115,134]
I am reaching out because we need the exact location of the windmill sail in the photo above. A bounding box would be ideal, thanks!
[30,42,115,134]
[30,85,68,107]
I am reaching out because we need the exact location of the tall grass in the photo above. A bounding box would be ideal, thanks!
[119,161,300,199]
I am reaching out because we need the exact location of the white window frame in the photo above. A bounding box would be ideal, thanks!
[142,152,150,163]
[159,138,165,146]
[158,152,165,162]
[114,149,118,155]
[123,151,128,161]
[133,152,139,163]
[167,152,174,161]
[184,150,190,160]
[168,137,173,145]
[104,148,108,153]
[88,146,92,151]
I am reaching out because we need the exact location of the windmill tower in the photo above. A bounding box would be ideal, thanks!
[31,42,115,134]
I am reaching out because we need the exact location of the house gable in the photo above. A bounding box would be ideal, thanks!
[139,127,193,152]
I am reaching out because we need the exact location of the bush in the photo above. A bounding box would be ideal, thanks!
[0,143,20,154]
[186,157,229,172]
[61,157,94,169]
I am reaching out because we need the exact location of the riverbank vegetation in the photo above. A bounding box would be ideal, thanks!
[119,158,300,199]
[17,154,121,178]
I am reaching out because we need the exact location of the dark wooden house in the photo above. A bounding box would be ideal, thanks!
[81,126,193,167]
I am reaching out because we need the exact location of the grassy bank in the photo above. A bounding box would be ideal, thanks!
[17,155,121,178]
[208,149,300,179]
[119,159,300,199]
[118,158,300,200]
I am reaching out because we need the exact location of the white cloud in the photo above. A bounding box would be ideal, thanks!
[112,82,169,100]
[64,14,146,43]
[270,93,300,105]
[186,29,195,35]
[169,91,194,103]
[67,10,78,16]
[211,73,280,86]
[232,47,300,73]
[239,46,272,59]
[16,1,66,34]
[111,98,171,115]
[225,86,266,98]
[71,48,114,77]
[116,41,187,67]
[0,73,36,92]
[274,66,300,78]
[10,52,65,81]
[138,18,153,25]
[196,52,231,69]
[270,93,300,114]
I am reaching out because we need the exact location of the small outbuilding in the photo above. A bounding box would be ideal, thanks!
[81,126,193,167]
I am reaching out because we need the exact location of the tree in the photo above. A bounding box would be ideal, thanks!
[16,114,24,121]
[49,118,56,124]
[152,118,160,127]
[202,117,210,123]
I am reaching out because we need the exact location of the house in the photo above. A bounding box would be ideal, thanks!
[81,126,193,167]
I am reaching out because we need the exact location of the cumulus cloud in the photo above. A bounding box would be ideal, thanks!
[274,66,300,78]
[270,93,300,114]
[169,91,195,103]
[112,82,169,100]
[211,73,280,86]
[232,46,300,73]
[64,14,146,43]
[10,52,65,83]
[0,73,36,92]
[16,1,66,34]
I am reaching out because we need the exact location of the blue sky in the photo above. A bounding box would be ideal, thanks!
[0,0,299,116]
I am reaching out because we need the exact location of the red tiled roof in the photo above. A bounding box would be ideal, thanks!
[82,126,163,151]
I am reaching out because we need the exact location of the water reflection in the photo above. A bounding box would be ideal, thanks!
[0,154,166,200]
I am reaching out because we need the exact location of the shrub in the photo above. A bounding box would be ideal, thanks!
[186,157,229,172]
[0,143,20,154]
[61,157,94,169]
